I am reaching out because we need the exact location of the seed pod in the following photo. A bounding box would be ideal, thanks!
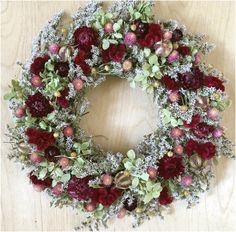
[189,153,203,169]
[18,141,30,154]
[59,46,72,62]
[114,171,132,189]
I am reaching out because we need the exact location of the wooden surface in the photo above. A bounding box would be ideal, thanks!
[1,1,235,231]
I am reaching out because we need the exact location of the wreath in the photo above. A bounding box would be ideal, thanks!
[5,1,234,230]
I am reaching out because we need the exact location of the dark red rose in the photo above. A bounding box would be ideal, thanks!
[203,76,225,91]
[194,122,214,138]
[44,146,60,162]
[177,46,191,56]
[171,29,183,42]
[123,197,138,211]
[25,92,53,118]
[56,88,69,108]
[73,26,98,52]
[78,62,91,75]
[137,23,163,48]
[134,20,149,39]
[158,155,184,179]
[97,187,121,207]
[30,55,49,75]
[67,176,98,201]
[183,114,201,129]
[158,187,173,205]
[185,139,198,156]
[26,128,55,151]
[55,62,69,77]
[102,44,126,63]
[196,142,216,160]
[178,67,203,90]
[74,49,91,75]
[161,75,179,91]
[29,172,52,189]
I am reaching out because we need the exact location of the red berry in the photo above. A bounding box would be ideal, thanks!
[147,167,157,179]
[58,157,69,169]
[170,128,183,138]
[174,144,183,155]
[101,174,113,186]
[117,208,126,219]
[30,75,43,87]
[30,152,43,164]
[84,202,96,212]
[15,107,25,118]
[72,78,84,91]
[104,22,113,33]
[63,126,74,137]
[52,183,63,196]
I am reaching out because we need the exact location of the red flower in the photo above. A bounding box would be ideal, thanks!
[44,146,60,162]
[67,176,98,201]
[97,187,121,207]
[73,26,98,52]
[55,62,69,77]
[177,46,191,56]
[158,187,173,205]
[178,67,203,90]
[56,88,69,108]
[196,142,216,160]
[194,122,214,138]
[26,128,55,151]
[30,55,49,75]
[102,44,127,63]
[184,114,201,129]
[74,49,91,75]
[25,92,53,118]
[29,172,52,189]
[134,20,149,39]
[161,75,179,91]
[185,139,198,156]
[137,23,163,48]
[158,155,184,179]
[203,76,225,91]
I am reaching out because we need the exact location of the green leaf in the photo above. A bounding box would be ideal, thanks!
[140,173,149,181]
[114,33,123,39]
[54,168,63,177]
[113,23,120,32]
[39,161,48,167]
[144,48,151,57]
[124,161,133,170]
[132,177,139,188]
[77,156,85,166]
[82,149,91,155]
[152,65,159,73]
[47,112,56,121]
[60,173,71,183]
[149,54,158,65]
[127,149,135,160]
[52,179,58,187]
[143,192,153,204]
[102,39,110,50]
[81,142,90,150]
[134,12,142,20]
[3,92,15,100]
[39,168,47,179]
[39,121,47,130]
[48,162,55,172]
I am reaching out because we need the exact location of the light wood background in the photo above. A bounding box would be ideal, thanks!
[1,1,235,231]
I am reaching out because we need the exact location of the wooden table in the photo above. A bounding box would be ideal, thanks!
[1,1,235,231]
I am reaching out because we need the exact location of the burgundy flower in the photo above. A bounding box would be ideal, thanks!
[203,76,225,91]
[67,176,98,201]
[183,114,201,129]
[30,55,49,75]
[44,146,60,162]
[158,187,173,205]
[196,142,216,160]
[185,139,198,156]
[102,44,127,63]
[29,172,52,189]
[26,128,55,151]
[55,62,69,77]
[137,23,163,48]
[123,197,138,211]
[177,46,191,56]
[74,49,91,75]
[171,29,183,42]
[134,20,149,39]
[178,67,203,90]
[73,26,98,52]
[158,155,184,179]
[97,187,121,207]
[161,75,179,91]
[56,88,69,108]
[25,92,53,118]
[194,122,214,138]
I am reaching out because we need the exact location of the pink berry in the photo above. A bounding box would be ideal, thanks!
[168,91,179,102]
[207,108,219,120]
[33,184,45,192]
[163,31,172,40]
[15,107,25,118]
[30,152,43,164]
[85,202,96,212]
[194,52,201,65]
[58,157,69,169]
[181,175,193,187]
[168,50,180,63]
[124,32,137,46]
[170,128,183,139]
[48,43,60,54]
[147,167,157,179]
[30,75,43,87]
[174,144,183,155]
[52,183,63,196]
[117,208,126,219]
[63,126,74,137]
[101,174,113,186]
[213,128,223,138]
[104,22,113,33]
[72,78,84,91]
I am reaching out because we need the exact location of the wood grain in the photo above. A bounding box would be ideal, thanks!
[1,1,235,231]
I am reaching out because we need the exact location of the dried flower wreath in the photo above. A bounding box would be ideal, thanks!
[5,1,234,230]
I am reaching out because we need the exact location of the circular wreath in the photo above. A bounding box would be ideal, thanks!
[5,1,234,230]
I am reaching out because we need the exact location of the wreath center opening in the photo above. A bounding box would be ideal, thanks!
[80,76,158,153]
